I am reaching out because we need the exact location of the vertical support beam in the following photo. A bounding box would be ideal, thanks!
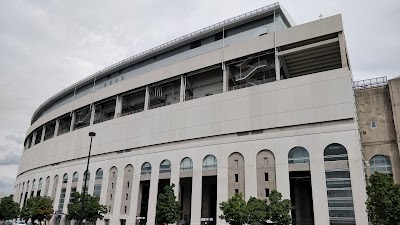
[31,131,37,146]
[146,165,160,225]
[111,168,124,224]
[127,172,140,225]
[144,86,150,111]
[180,76,185,102]
[70,111,76,132]
[90,105,96,126]
[223,64,230,92]
[338,32,349,68]
[41,125,46,142]
[310,160,330,225]
[170,164,180,199]
[190,162,202,225]
[115,95,123,118]
[274,153,290,200]
[54,118,60,137]
[275,55,281,81]
[217,167,229,225]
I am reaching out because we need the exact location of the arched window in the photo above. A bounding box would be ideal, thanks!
[72,172,79,182]
[370,155,392,174]
[324,143,348,161]
[160,160,171,173]
[83,170,90,181]
[203,155,217,170]
[63,173,68,183]
[288,147,310,164]
[96,169,103,180]
[27,180,30,187]
[180,157,193,171]
[141,162,152,175]
[32,179,36,187]
[38,178,42,186]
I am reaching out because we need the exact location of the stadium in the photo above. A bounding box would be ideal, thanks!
[14,3,369,225]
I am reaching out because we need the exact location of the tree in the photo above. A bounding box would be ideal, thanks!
[20,196,53,224]
[0,195,20,220]
[67,192,108,223]
[246,197,268,225]
[268,191,291,225]
[219,193,248,225]
[366,173,400,225]
[156,183,181,225]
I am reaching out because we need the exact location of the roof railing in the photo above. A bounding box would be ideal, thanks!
[353,76,387,90]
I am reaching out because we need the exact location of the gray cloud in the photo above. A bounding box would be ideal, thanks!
[0,147,21,166]
[0,176,16,194]
[6,133,25,145]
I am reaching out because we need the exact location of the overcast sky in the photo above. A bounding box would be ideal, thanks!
[0,0,399,194]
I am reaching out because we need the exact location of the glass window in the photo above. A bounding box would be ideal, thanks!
[83,171,90,181]
[288,146,310,164]
[180,157,193,171]
[96,169,103,180]
[72,172,78,182]
[203,155,217,170]
[63,174,68,183]
[93,184,102,197]
[141,162,152,175]
[370,155,392,174]
[160,160,171,173]
[324,143,348,161]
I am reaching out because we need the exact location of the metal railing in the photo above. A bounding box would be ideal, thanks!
[31,2,280,123]
[353,76,387,90]
[235,60,268,80]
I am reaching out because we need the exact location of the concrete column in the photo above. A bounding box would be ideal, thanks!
[349,159,369,225]
[70,112,76,131]
[50,176,62,225]
[275,55,280,81]
[100,168,110,205]
[180,76,185,102]
[146,165,160,225]
[338,32,348,68]
[127,173,141,225]
[54,119,60,137]
[222,64,230,92]
[76,172,84,194]
[115,95,123,118]
[170,167,180,199]
[41,126,46,142]
[111,167,124,224]
[309,161,330,225]
[217,167,228,225]
[90,105,96,125]
[144,86,150,111]
[62,180,72,214]
[87,169,95,195]
[31,131,37,146]
[274,159,290,200]
[244,164,257,200]
[190,165,202,225]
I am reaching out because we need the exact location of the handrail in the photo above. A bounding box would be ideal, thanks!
[31,2,280,123]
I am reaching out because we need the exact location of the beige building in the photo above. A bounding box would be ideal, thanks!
[355,77,400,183]
[14,3,372,225]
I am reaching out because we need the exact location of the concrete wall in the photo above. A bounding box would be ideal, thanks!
[355,86,400,182]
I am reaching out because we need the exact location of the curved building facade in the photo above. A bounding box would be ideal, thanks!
[14,3,368,225]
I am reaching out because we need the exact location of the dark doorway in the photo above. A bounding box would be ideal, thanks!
[180,177,193,225]
[289,171,314,225]
[201,176,217,225]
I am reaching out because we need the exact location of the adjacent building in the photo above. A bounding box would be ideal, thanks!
[14,3,373,225]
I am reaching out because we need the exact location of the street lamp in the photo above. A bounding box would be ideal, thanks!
[80,132,96,225]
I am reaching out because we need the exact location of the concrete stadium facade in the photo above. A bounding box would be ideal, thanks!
[14,3,369,225]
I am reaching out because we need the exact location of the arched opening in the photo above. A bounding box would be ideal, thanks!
[107,167,118,214]
[228,152,245,198]
[121,165,134,215]
[256,150,275,200]
[44,176,50,196]
[323,143,355,224]
[287,147,314,225]
[160,160,171,173]
[201,154,218,223]
[179,157,194,225]
[59,174,68,213]
[72,172,79,182]
[138,163,151,224]
[37,178,43,197]
[93,168,103,197]
[70,172,79,204]
[141,162,152,175]
[370,155,392,175]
